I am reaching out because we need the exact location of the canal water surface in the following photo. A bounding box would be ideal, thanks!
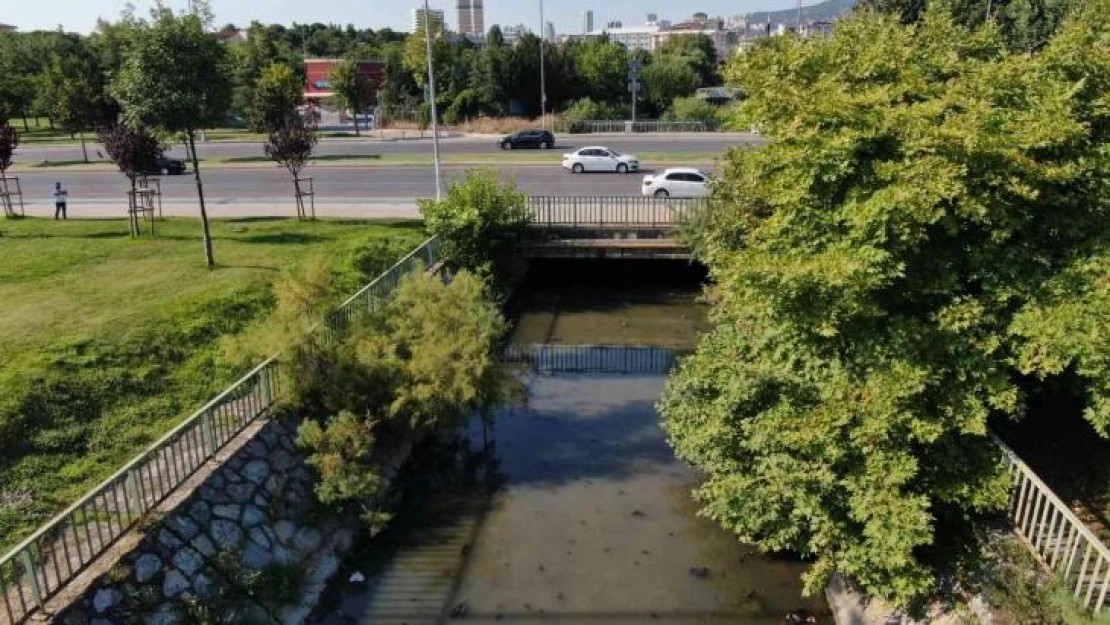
[315,260,830,624]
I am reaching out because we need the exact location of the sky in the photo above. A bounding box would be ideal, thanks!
[0,0,808,35]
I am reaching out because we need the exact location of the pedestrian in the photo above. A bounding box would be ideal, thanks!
[53,182,68,220]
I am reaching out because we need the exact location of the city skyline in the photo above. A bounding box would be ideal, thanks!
[0,0,821,35]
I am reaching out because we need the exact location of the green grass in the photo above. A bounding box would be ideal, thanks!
[0,216,423,550]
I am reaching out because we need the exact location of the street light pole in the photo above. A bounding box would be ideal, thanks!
[539,0,547,130]
[423,0,444,200]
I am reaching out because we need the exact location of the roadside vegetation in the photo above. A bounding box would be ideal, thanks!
[661,0,1110,614]
[0,217,422,550]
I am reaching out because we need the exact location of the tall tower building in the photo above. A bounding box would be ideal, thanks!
[411,7,446,34]
[456,0,485,38]
[582,10,594,34]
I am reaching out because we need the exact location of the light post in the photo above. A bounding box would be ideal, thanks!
[539,0,548,130]
[423,0,444,200]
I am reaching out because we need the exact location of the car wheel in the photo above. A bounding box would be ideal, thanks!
[572,163,584,174]
[161,167,170,176]
[507,143,514,150]
[654,189,670,198]
[500,143,508,150]
[540,142,550,150]
[617,163,628,174]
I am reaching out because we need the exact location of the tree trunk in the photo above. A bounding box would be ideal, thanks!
[21,116,28,132]
[293,176,303,220]
[79,132,89,163]
[187,130,216,269]
[352,109,360,137]
[128,176,137,237]
[48,118,54,130]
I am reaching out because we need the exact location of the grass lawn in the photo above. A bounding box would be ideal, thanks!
[0,216,424,550]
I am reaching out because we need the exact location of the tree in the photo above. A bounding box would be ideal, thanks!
[660,5,1110,608]
[112,6,232,269]
[329,59,375,136]
[99,121,163,206]
[0,120,18,218]
[575,39,629,105]
[418,169,531,276]
[642,57,701,116]
[264,123,318,220]
[655,34,719,87]
[251,63,303,132]
[37,41,115,162]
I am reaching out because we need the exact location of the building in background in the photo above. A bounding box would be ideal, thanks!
[456,0,485,39]
[582,10,594,35]
[545,21,555,42]
[303,58,385,105]
[411,7,446,34]
[0,23,17,32]
[501,23,532,45]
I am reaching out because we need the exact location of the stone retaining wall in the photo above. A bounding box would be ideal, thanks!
[54,416,356,625]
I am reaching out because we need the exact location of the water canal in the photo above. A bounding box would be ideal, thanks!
[314,260,831,624]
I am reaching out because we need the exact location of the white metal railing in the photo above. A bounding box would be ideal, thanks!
[0,236,440,624]
[554,120,711,134]
[996,436,1110,613]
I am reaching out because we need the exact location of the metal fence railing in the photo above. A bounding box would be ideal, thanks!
[0,236,441,625]
[997,437,1110,613]
[528,196,707,229]
[554,120,711,134]
[505,344,684,375]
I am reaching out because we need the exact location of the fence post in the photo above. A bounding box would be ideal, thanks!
[20,550,45,613]
[202,408,217,457]
[258,367,274,410]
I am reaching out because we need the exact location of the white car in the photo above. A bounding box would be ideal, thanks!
[641,168,711,198]
[562,147,640,174]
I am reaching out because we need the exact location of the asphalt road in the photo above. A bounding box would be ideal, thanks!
[14,133,762,164]
[14,164,702,208]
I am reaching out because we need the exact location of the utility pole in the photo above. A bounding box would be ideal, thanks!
[423,0,444,200]
[539,0,548,130]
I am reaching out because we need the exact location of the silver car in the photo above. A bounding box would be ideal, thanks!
[562,147,640,174]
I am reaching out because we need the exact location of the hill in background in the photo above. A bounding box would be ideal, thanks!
[744,0,858,24]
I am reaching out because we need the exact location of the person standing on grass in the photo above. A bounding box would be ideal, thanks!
[53,182,68,219]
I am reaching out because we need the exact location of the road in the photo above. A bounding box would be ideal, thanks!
[14,133,763,164]
[12,164,714,219]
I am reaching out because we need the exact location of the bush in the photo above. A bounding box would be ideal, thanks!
[417,169,530,277]
[663,96,722,128]
[561,97,629,123]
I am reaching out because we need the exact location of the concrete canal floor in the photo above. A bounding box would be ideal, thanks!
[316,374,830,625]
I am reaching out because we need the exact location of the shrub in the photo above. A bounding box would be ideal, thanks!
[561,97,628,122]
[662,96,722,128]
[417,169,530,277]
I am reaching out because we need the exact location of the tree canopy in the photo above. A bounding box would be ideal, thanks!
[660,3,1110,607]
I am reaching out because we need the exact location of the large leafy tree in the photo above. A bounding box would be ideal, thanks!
[655,33,719,87]
[575,38,630,105]
[642,57,701,116]
[660,5,1110,607]
[37,38,116,163]
[329,59,376,136]
[0,119,18,218]
[251,63,303,132]
[99,122,163,202]
[112,6,232,269]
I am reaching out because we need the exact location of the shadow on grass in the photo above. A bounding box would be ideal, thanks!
[237,232,331,245]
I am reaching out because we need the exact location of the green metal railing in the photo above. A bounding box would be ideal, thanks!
[0,236,440,624]
[527,196,707,229]
[505,344,685,375]
[553,120,711,134]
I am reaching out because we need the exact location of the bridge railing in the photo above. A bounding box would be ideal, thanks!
[0,236,440,625]
[997,437,1110,613]
[505,344,685,375]
[528,196,707,229]
[554,120,712,134]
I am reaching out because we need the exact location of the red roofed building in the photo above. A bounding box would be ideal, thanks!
[304,59,385,103]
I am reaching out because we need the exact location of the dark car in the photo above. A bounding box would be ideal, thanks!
[145,156,187,176]
[499,129,555,150]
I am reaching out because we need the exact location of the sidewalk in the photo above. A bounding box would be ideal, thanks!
[18,199,423,220]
